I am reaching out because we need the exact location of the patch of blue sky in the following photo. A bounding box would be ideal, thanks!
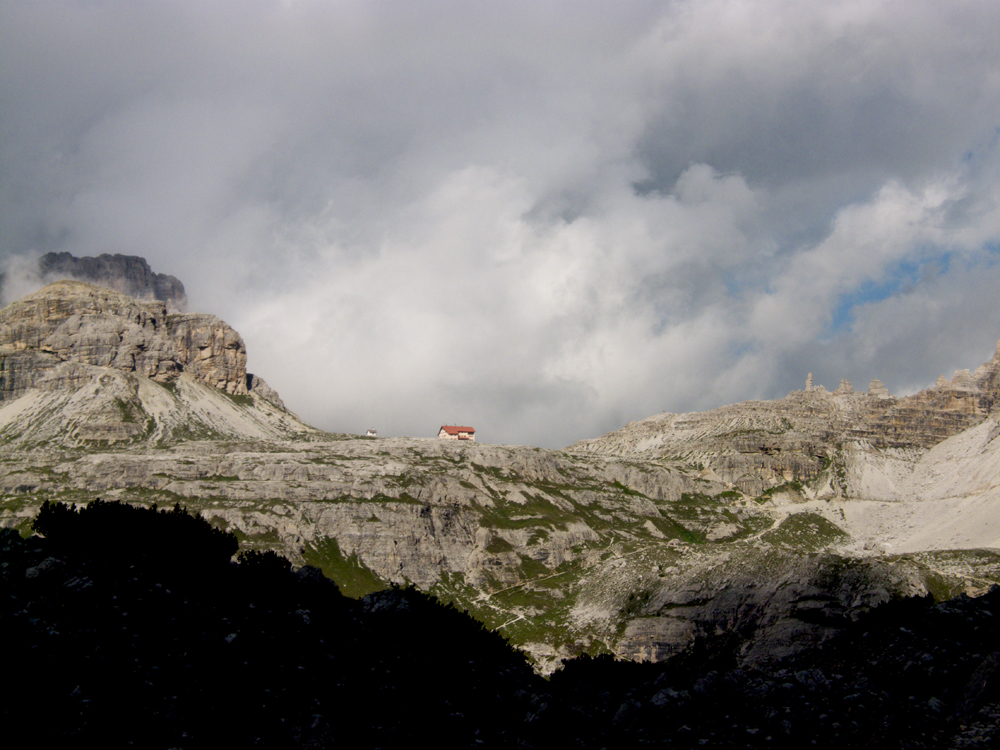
[728,340,754,360]
[721,265,772,297]
[723,274,744,296]
[827,254,955,335]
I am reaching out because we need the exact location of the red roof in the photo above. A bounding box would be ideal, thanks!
[440,425,475,434]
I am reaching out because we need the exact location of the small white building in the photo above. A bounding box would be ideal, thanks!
[438,425,475,442]
[366,428,377,437]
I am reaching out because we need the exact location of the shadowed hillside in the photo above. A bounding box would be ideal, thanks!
[3,500,999,748]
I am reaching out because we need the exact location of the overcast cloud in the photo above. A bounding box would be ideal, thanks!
[2,0,1000,447]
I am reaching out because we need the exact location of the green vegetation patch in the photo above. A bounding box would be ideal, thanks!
[528,527,549,545]
[757,480,806,500]
[219,390,254,408]
[321,493,423,506]
[652,492,740,543]
[471,462,518,483]
[518,553,551,580]
[621,588,654,618]
[475,494,576,531]
[611,480,647,497]
[677,491,716,505]
[429,557,614,666]
[650,514,703,544]
[244,527,282,546]
[381,492,423,505]
[485,534,515,554]
[301,536,388,598]
[494,594,582,659]
[760,512,847,550]
[159,423,229,447]
[716,511,773,542]
[114,398,139,424]
[114,487,191,505]
[919,568,969,601]
[892,549,1000,601]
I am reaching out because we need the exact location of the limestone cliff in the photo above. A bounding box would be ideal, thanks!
[0,281,248,401]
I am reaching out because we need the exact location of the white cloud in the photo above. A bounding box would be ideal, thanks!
[2,1,1000,447]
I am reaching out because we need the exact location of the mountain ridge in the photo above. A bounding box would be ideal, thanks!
[570,338,999,490]
[0,277,997,672]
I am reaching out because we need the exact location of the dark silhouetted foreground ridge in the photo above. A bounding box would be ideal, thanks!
[2,500,998,748]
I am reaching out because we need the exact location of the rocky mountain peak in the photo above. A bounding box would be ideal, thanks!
[0,280,248,401]
[36,252,187,311]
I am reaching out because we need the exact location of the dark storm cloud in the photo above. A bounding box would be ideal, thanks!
[2,1,999,447]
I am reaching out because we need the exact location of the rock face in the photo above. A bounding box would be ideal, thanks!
[868,379,890,398]
[246,373,286,410]
[37,252,187,311]
[569,339,1000,498]
[0,281,249,401]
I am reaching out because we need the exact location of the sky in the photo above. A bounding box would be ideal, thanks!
[2,0,1000,448]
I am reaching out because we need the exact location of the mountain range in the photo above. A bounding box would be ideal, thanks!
[1,255,998,673]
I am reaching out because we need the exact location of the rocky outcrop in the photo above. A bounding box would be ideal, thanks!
[569,338,1000,497]
[0,280,248,400]
[161,312,247,394]
[975,337,1000,411]
[38,252,187,311]
[868,379,890,398]
[610,550,928,665]
[246,373,285,409]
